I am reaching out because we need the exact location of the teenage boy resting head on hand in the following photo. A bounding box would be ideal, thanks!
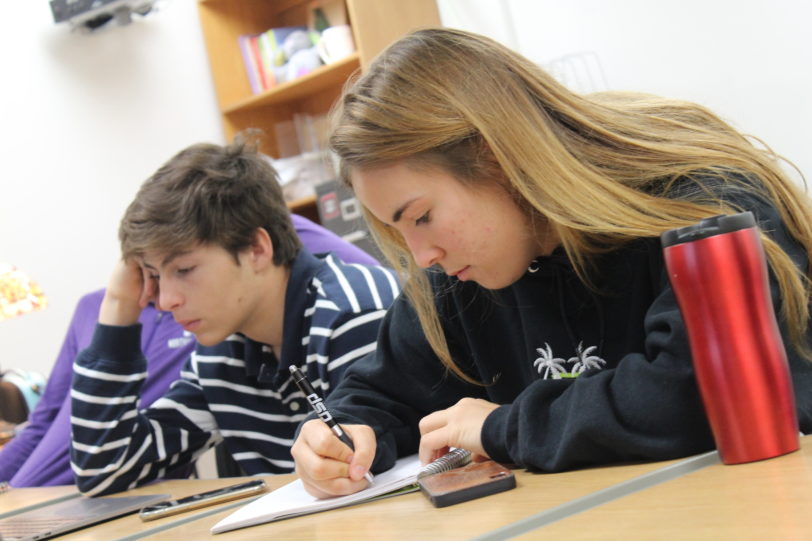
[0,212,380,488]
[70,136,400,496]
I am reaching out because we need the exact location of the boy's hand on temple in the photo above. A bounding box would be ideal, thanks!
[99,259,149,326]
[292,419,376,498]
[418,397,500,465]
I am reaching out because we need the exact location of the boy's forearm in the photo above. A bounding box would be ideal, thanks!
[99,295,142,326]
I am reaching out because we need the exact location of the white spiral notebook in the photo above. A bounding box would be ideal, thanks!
[211,449,471,534]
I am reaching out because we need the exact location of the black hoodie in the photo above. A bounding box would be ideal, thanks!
[324,179,812,473]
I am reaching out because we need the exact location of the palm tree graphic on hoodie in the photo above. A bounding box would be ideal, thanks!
[535,342,606,380]
[534,343,569,379]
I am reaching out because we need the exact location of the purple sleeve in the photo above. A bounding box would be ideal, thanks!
[0,290,103,485]
[292,214,380,266]
[1,291,195,487]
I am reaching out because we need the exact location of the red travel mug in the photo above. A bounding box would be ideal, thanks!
[662,211,799,464]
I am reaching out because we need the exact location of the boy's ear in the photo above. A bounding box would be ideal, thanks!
[248,227,274,268]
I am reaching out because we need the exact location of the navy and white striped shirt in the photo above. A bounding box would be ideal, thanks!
[70,251,400,495]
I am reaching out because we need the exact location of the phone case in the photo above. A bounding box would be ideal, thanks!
[417,460,516,508]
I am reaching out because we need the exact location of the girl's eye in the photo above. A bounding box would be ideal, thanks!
[176,266,194,276]
[416,211,430,226]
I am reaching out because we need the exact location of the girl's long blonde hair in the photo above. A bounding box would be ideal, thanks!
[330,28,812,381]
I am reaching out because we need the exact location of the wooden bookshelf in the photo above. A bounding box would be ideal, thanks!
[197,0,441,220]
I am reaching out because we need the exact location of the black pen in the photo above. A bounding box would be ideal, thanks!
[289,365,374,483]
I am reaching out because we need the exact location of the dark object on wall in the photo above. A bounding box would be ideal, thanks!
[316,180,384,263]
[49,0,157,31]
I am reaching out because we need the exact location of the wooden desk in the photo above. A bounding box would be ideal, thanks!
[48,477,285,541]
[8,437,806,540]
[0,484,78,518]
[1,458,685,540]
[0,477,278,538]
[137,459,689,541]
[520,434,812,540]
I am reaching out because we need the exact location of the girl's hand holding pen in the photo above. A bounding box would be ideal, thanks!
[292,419,377,498]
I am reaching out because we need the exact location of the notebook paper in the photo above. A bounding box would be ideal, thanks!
[212,451,471,534]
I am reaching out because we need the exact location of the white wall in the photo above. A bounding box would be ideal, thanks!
[438,0,811,183]
[0,0,223,377]
[2,0,809,380]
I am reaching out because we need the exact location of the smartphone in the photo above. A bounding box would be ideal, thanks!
[418,460,516,508]
[138,479,267,521]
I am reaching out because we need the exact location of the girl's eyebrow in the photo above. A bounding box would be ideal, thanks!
[392,197,419,223]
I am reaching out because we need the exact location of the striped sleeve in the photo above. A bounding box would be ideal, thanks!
[305,257,401,393]
[70,324,220,496]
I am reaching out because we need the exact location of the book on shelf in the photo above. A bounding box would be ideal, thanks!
[237,34,262,94]
[249,34,272,91]
[211,449,473,534]
[238,25,324,93]
[237,33,275,93]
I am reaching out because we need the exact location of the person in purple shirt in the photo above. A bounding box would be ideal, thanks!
[0,214,378,487]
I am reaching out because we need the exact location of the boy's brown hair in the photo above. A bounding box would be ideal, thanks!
[120,135,301,266]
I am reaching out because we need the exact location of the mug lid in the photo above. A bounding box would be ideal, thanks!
[661,211,755,247]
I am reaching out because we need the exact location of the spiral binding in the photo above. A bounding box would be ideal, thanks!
[416,448,472,479]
